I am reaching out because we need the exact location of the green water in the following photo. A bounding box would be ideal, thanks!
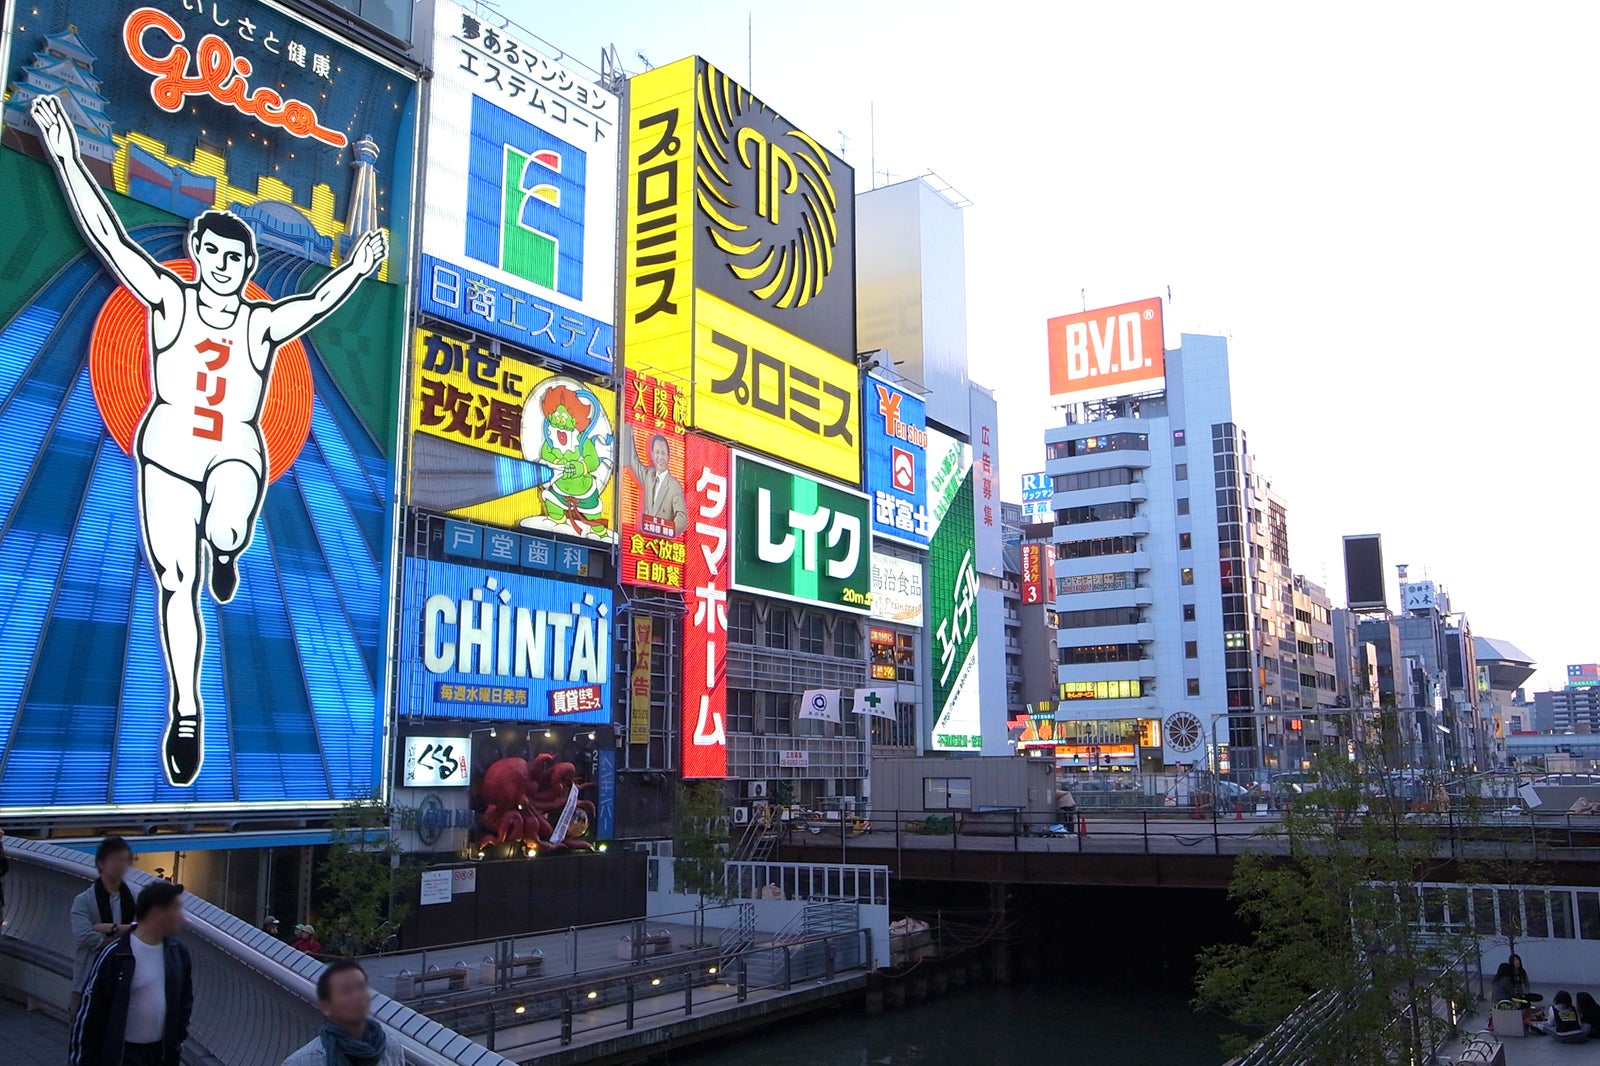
[666,981,1231,1066]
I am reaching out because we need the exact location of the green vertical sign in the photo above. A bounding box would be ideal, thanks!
[729,452,872,614]
[929,432,981,751]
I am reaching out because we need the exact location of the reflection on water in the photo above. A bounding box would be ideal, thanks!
[668,980,1229,1066]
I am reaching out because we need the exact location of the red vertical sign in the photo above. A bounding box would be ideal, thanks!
[682,434,730,778]
[621,368,690,590]
[1045,544,1058,604]
[1021,544,1042,605]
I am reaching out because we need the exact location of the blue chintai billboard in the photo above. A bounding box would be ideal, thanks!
[401,557,613,725]
[0,0,418,811]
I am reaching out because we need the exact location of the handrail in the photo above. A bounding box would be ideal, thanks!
[0,837,515,1066]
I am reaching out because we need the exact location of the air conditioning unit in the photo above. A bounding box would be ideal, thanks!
[747,780,769,799]
[732,806,751,825]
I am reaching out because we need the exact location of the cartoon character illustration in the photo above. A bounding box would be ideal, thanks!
[521,381,614,538]
[30,93,385,787]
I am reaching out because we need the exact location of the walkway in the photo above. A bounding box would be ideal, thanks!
[0,998,68,1065]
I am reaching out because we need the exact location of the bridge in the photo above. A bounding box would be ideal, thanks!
[776,809,1600,888]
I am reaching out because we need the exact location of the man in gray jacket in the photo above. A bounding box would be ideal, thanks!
[283,960,402,1066]
[70,837,136,1016]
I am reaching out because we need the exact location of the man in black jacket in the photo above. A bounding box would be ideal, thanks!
[71,881,194,1066]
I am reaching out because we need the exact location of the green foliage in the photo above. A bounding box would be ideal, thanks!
[672,781,729,903]
[318,796,419,955]
[1195,749,1474,1065]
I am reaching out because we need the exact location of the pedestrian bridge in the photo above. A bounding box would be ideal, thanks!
[0,837,516,1066]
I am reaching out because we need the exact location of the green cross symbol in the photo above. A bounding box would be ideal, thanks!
[863,691,883,710]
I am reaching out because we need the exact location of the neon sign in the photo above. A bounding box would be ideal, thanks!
[123,7,347,148]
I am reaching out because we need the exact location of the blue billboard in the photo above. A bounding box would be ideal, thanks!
[0,0,417,811]
[864,371,930,548]
[402,558,612,723]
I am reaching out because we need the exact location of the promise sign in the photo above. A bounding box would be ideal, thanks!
[728,453,872,614]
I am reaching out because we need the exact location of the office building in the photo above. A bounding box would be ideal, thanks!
[1473,637,1537,763]
[1535,685,1600,734]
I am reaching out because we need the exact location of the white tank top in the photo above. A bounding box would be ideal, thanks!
[136,286,267,483]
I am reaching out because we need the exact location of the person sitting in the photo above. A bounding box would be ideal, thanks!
[1508,953,1543,1005]
[1491,962,1517,1006]
[1575,991,1600,1033]
[1547,990,1589,1042]
[292,924,324,956]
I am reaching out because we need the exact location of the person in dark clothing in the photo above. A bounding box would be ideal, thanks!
[71,837,137,1017]
[71,881,194,1066]
[1491,962,1517,1005]
[1576,991,1600,1032]
[1547,990,1589,1041]
[281,960,403,1066]
[1508,953,1543,1004]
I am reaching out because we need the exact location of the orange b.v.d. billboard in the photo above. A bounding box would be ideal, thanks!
[1046,296,1165,401]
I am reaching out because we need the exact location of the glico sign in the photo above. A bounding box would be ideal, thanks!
[624,57,859,483]
[1046,296,1165,403]
[0,0,417,812]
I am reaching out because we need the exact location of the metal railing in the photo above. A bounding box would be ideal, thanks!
[0,837,513,1066]
[778,807,1600,862]
[419,927,872,1058]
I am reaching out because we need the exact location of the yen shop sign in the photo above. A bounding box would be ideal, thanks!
[730,452,872,614]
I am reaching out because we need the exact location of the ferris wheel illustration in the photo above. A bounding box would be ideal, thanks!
[1165,712,1204,753]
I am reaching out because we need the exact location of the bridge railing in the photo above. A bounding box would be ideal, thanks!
[0,836,516,1066]
[778,807,1600,862]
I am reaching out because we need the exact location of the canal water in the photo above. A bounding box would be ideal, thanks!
[667,981,1232,1065]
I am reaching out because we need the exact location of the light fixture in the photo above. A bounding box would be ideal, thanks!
[597,843,608,853]
[650,978,661,986]
[586,991,598,1000]
[708,966,718,975]
[513,1004,526,1015]
[544,730,553,739]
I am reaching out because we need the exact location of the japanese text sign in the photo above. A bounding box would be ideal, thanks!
[402,557,612,723]
[870,552,924,628]
[1021,543,1043,606]
[409,327,617,544]
[620,368,689,590]
[1020,472,1053,522]
[403,736,471,787]
[624,57,860,484]
[729,452,872,615]
[682,434,730,778]
[865,371,929,548]
[928,430,981,751]
[419,0,618,373]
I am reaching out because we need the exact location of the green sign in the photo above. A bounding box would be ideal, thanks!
[928,430,981,751]
[729,452,872,614]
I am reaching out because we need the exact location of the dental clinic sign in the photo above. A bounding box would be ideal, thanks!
[402,557,612,723]
[729,452,872,615]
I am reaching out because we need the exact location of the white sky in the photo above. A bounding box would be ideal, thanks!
[510,0,1600,692]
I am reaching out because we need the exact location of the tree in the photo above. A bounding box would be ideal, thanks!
[1195,748,1474,1065]
[318,796,419,955]
[1456,780,1553,970]
[672,781,729,946]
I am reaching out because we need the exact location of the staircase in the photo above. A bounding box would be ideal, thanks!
[742,900,862,989]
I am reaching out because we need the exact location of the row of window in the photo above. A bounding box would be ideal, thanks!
[1060,679,1145,701]
[1045,433,1150,460]
[1059,607,1144,629]
[1053,468,1134,492]
[1059,536,1140,560]
[1059,643,1145,665]
[724,689,869,738]
[728,599,862,658]
[1057,502,1137,525]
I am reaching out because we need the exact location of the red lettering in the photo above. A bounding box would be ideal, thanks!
[124,7,348,149]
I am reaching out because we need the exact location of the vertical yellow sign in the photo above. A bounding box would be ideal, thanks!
[630,616,655,745]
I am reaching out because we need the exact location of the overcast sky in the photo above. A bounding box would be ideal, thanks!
[511,0,1598,692]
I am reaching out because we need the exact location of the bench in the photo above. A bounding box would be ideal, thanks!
[615,930,674,961]
[479,952,544,986]
[394,965,470,999]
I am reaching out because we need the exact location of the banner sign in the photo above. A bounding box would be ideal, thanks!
[853,687,895,720]
[402,737,471,788]
[870,552,925,628]
[1021,471,1053,522]
[729,452,872,614]
[928,429,981,751]
[630,616,653,745]
[620,368,689,589]
[1021,544,1044,606]
[0,0,416,810]
[864,371,930,547]
[971,390,1002,577]
[1047,296,1165,402]
[798,689,840,723]
[624,57,859,483]
[402,558,612,723]
[682,435,730,778]
[419,0,618,373]
[410,327,617,544]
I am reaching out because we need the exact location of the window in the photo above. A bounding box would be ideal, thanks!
[1060,643,1144,665]
[1177,498,1190,516]
[1179,532,1192,550]
[1053,468,1133,492]
[1058,433,1149,457]
[729,600,758,644]
[1187,679,1201,696]
[1181,568,1194,585]
[765,607,791,649]
[798,613,827,654]
[1173,429,1186,445]
[762,692,788,735]
[870,628,898,681]
[726,690,757,733]
[1056,572,1136,595]
[1175,463,1188,480]
[896,632,917,681]
[924,777,973,810]
[834,621,861,658]
[323,0,412,41]
[871,702,918,748]
[1059,607,1143,629]
[1185,641,1198,659]
[1057,502,1136,525]
[1183,604,1197,622]
[1060,679,1144,701]
[1060,536,1140,560]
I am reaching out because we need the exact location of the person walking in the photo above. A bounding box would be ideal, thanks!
[71,881,194,1066]
[283,960,402,1066]
[70,837,137,1017]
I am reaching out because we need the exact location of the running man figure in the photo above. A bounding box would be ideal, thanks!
[31,94,386,787]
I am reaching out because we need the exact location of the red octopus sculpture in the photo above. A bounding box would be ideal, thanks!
[475,753,596,853]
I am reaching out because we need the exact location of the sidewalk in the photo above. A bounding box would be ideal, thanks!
[0,998,68,1065]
